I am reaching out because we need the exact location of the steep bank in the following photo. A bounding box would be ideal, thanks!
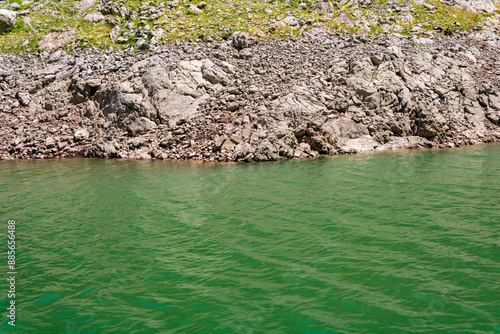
[1,33,500,162]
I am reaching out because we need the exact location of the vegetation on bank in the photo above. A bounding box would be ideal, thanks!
[0,0,498,52]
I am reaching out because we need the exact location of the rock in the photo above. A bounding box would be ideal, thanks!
[79,0,95,11]
[16,92,30,106]
[45,137,56,148]
[202,64,228,84]
[84,12,106,23]
[227,102,239,111]
[254,141,279,161]
[110,26,121,43]
[232,142,254,160]
[485,109,500,124]
[232,31,250,49]
[48,50,66,63]
[239,48,253,59]
[83,101,97,118]
[116,37,128,44]
[2,34,500,162]
[0,10,17,33]
[86,141,117,158]
[340,136,379,153]
[269,21,285,30]
[489,94,500,110]
[448,0,498,13]
[38,29,77,51]
[284,16,299,27]
[187,4,203,14]
[388,45,403,58]
[370,54,384,66]
[213,136,225,152]
[74,128,90,141]
[127,117,157,135]
[135,39,147,50]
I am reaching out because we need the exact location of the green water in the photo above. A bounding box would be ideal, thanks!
[1,145,499,333]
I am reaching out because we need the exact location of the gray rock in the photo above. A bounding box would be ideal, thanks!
[187,4,203,14]
[86,141,117,158]
[0,10,17,33]
[110,26,121,43]
[202,64,228,84]
[284,16,299,26]
[127,117,157,134]
[79,0,95,11]
[135,39,147,50]
[447,0,498,13]
[48,50,66,63]
[17,92,30,106]
[45,137,56,148]
[370,54,384,66]
[239,48,253,59]
[84,100,100,119]
[84,12,106,23]
[74,128,90,141]
[489,94,500,110]
[232,31,250,49]
[232,142,254,160]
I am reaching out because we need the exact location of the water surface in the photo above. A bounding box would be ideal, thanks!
[1,145,499,333]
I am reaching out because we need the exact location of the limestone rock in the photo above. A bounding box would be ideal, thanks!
[84,12,106,23]
[0,10,17,33]
[74,128,90,141]
[187,4,203,14]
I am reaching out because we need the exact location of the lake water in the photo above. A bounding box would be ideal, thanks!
[1,145,499,333]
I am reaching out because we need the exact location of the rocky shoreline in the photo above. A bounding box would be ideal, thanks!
[1,32,500,162]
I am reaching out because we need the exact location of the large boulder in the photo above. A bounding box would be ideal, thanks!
[0,10,17,33]
[142,59,222,123]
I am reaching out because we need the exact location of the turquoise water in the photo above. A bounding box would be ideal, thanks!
[1,145,499,333]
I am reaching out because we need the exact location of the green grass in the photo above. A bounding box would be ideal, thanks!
[411,0,489,33]
[0,0,497,53]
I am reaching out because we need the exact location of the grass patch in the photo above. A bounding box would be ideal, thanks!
[0,0,496,53]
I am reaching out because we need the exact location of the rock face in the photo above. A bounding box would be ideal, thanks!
[0,10,17,33]
[94,59,224,131]
[1,36,500,162]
